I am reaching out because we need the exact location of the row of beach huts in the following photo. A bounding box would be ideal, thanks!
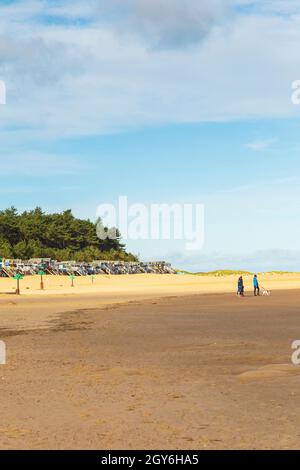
[0,258,175,277]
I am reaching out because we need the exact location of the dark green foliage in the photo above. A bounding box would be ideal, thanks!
[0,207,137,262]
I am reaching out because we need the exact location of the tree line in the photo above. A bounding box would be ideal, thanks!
[0,207,137,262]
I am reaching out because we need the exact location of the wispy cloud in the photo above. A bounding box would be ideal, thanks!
[246,139,276,151]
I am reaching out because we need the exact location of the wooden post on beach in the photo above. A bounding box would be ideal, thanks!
[14,273,23,295]
[38,270,45,290]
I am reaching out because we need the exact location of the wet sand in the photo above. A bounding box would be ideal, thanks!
[0,288,300,449]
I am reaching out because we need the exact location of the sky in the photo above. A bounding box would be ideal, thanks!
[0,0,300,271]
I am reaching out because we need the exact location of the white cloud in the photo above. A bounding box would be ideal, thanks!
[246,139,276,151]
[0,1,299,141]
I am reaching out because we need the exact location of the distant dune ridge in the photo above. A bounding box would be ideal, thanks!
[177,269,300,276]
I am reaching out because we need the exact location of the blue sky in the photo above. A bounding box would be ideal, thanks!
[0,0,300,271]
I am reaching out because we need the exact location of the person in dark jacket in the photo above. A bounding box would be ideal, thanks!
[237,276,244,296]
[253,274,260,296]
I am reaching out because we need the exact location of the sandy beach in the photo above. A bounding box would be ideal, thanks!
[1,272,300,297]
[0,274,300,449]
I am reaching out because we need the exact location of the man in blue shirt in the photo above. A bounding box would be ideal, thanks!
[253,274,260,296]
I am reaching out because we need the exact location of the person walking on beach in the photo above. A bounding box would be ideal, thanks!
[237,276,244,296]
[253,274,260,296]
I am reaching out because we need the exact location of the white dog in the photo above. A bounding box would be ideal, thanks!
[262,288,271,296]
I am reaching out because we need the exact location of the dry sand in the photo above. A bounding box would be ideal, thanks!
[1,272,300,297]
[0,274,300,449]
